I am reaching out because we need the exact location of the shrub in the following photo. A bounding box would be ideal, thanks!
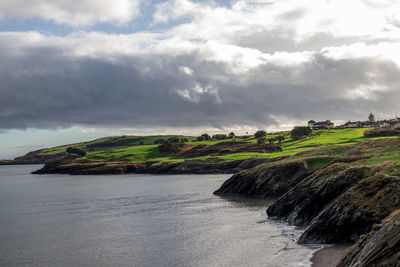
[275,136,285,143]
[267,138,275,144]
[212,134,228,140]
[196,136,205,141]
[364,129,400,137]
[201,133,211,140]
[254,130,267,138]
[291,126,312,140]
[228,132,235,139]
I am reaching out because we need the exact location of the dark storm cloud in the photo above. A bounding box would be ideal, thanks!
[1,35,400,130]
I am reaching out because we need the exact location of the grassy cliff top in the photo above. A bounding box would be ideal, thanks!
[32,128,400,165]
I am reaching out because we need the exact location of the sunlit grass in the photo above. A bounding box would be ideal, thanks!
[37,128,400,163]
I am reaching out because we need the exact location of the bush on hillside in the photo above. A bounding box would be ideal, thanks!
[212,134,228,140]
[201,133,211,140]
[364,129,400,137]
[291,126,312,140]
[196,136,205,141]
[254,130,267,138]
[275,136,285,143]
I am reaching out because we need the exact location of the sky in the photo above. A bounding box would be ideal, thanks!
[1,0,400,159]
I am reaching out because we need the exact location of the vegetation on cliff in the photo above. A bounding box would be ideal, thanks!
[11,128,399,165]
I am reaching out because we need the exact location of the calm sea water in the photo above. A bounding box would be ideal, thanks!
[0,165,316,267]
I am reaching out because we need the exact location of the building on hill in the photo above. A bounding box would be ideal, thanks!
[309,120,334,129]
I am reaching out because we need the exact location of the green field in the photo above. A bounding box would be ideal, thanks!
[37,128,400,164]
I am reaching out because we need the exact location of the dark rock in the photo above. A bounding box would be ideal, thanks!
[267,165,370,226]
[338,210,400,267]
[298,175,400,244]
[214,160,310,198]
[33,157,271,175]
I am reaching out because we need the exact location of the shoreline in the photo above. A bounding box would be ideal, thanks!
[311,244,352,267]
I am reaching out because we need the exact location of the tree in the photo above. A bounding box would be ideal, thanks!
[66,147,86,157]
[228,132,235,139]
[254,130,267,138]
[291,126,312,140]
[257,137,266,144]
[201,133,211,140]
[267,138,275,144]
[275,136,285,143]
[212,134,228,140]
[368,113,375,122]
[196,136,205,141]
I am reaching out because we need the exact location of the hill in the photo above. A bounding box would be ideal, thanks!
[7,128,400,165]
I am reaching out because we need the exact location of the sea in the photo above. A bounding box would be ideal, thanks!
[0,165,317,267]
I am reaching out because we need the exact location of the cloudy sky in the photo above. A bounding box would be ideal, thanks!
[1,0,400,158]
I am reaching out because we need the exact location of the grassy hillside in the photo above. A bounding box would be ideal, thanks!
[34,128,400,164]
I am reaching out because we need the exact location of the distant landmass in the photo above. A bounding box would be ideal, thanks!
[3,127,400,265]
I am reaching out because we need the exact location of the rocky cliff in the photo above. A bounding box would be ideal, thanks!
[32,156,271,175]
[214,160,309,198]
[337,210,400,266]
[213,139,400,264]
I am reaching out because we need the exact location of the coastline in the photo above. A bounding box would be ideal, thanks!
[311,244,351,267]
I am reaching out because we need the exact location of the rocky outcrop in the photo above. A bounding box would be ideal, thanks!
[32,156,147,175]
[214,160,309,198]
[338,210,400,267]
[0,149,67,165]
[32,157,271,175]
[298,175,400,244]
[267,165,371,226]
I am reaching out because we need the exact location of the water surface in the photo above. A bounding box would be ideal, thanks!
[0,165,316,266]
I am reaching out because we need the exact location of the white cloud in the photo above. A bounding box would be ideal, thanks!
[1,0,400,131]
[0,0,142,26]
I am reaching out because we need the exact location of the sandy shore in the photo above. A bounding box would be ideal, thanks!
[311,244,352,267]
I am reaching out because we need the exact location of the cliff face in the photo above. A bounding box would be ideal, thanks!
[337,211,400,267]
[214,160,309,198]
[213,139,400,250]
[298,174,400,244]
[266,165,370,227]
[32,156,271,175]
